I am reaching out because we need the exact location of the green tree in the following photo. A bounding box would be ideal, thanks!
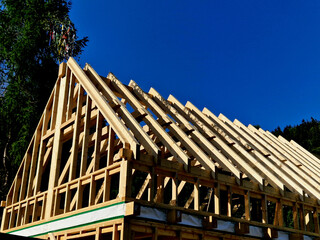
[272,118,320,158]
[0,0,88,202]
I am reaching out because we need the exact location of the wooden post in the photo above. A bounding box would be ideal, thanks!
[26,133,40,198]
[95,227,101,240]
[149,168,156,202]
[261,194,268,224]
[313,208,320,234]
[293,203,299,230]
[77,180,83,210]
[64,184,71,214]
[299,204,306,231]
[112,224,119,240]
[194,179,200,211]
[305,210,311,232]
[274,199,283,227]
[103,169,110,202]
[45,75,69,219]
[93,112,102,172]
[69,86,84,181]
[170,174,178,206]
[227,186,232,217]
[120,221,133,240]
[245,190,251,221]
[15,203,22,227]
[80,95,92,177]
[19,151,32,201]
[214,182,220,215]
[107,127,115,166]
[155,175,165,203]
[119,159,132,200]
[89,175,96,206]
[1,208,9,231]
[152,227,158,240]
[23,200,30,225]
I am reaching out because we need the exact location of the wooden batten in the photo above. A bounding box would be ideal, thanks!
[2,57,320,240]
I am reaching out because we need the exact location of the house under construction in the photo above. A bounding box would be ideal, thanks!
[1,58,320,240]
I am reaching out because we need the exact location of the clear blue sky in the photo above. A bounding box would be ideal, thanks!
[70,1,320,131]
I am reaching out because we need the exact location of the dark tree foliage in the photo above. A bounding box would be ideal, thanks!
[0,0,88,203]
[272,118,320,158]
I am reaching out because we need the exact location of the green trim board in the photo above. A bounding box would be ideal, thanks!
[7,202,126,237]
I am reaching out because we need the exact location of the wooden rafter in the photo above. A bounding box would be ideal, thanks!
[3,58,320,240]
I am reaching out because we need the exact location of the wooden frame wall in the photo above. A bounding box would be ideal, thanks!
[2,58,320,239]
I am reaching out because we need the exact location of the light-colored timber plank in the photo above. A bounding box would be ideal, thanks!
[219,114,304,197]
[233,119,320,200]
[262,129,320,183]
[279,135,320,174]
[27,128,41,198]
[274,133,320,178]
[84,64,160,159]
[69,85,84,181]
[151,89,241,180]
[80,95,92,177]
[202,107,285,193]
[171,99,264,188]
[66,72,76,120]
[108,74,189,169]
[67,58,139,155]
[249,125,320,198]
[45,74,69,219]
[129,82,215,178]
[290,139,320,165]
[18,151,32,201]
[93,111,102,172]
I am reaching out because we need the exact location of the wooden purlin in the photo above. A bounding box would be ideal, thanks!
[67,58,140,157]
[107,73,190,169]
[232,119,320,201]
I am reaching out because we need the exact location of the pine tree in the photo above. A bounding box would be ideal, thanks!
[0,0,88,202]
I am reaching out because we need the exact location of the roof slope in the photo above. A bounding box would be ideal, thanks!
[4,57,320,220]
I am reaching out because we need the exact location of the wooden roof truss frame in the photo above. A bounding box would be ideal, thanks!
[2,58,320,239]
